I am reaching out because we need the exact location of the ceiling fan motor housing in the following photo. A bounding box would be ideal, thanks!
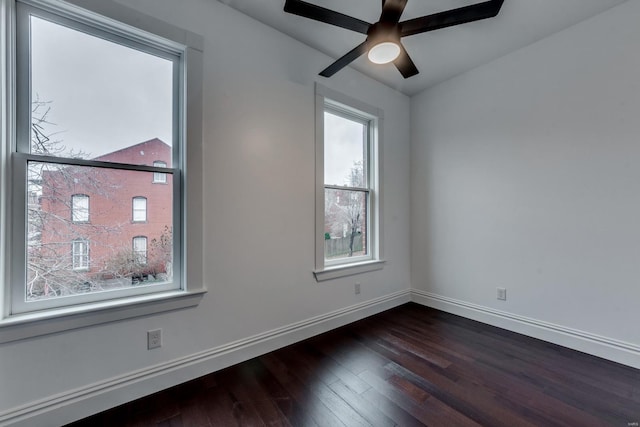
[367,21,401,46]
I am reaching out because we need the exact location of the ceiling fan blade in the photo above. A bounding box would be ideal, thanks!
[379,0,407,24]
[284,0,370,35]
[319,41,369,77]
[393,43,419,78]
[400,0,504,37]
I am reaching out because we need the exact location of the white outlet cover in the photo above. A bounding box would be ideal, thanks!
[147,329,162,349]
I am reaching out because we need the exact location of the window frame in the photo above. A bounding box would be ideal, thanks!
[132,196,147,222]
[71,238,89,271]
[11,1,182,314]
[153,160,167,183]
[314,84,385,281]
[132,236,147,265]
[71,193,89,223]
[0,0,206,342]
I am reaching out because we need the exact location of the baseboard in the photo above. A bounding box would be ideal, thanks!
[411,289,640,369]
[0,290,411,427]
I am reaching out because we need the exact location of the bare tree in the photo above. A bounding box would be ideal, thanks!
[325,161,366,257]
[344,161,365,257]
[26,99,124,299]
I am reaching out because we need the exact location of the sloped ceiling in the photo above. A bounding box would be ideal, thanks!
[217,0,629,96]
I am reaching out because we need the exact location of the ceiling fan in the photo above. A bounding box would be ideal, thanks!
[283,0,505,78]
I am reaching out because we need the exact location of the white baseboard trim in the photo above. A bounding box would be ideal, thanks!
[411,289,640,369]
[0,290,411,427]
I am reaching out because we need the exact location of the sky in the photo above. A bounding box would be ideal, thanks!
[31,16,173,160]
[30,15,363,181]
[324,112,365,186]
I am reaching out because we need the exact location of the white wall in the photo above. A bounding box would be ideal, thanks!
[411,0,640,367]
[0,0,411,424]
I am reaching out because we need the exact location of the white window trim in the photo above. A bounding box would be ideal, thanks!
[153,160,167,183]
[313,83,385,282]
[12,1,182,313]
[71,193,89,223]
[72,239,89,271]
[0,0,205,343]
[133,236,147,265]
[132,196,147,222]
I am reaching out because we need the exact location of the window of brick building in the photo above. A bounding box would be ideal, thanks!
[153,161,167,183]
[72,240,89,271]
[132,197,147,222]
[133,236,148,265]
[71,194,89,223]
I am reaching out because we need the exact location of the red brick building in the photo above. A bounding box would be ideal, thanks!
[32,138,173,296]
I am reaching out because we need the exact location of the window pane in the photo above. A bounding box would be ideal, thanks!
[153,161,167,183]
[30,16,174,167]
[27,162,173,301]
[324,112,366,187]
[72,240,89,270]
[133,197,147,222]
[71,194,89,222]
[324,188,368,260]
[133,237,148,265]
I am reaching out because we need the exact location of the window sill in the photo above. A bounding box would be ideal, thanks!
[314,260,385,282]
[0,288,206,344]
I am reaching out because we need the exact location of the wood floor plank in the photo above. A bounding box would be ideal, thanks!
[260,353,347,427]
[359,367,482,427]
[217,363,292,427]
[383,360,542,427]
[203,385,262,427]
[175,395,213,427]
[360,387,428,427]
[326,380,395,427]
[156,414,183,427]
[299,341,372,394]
[65,303,640,427]
[309,333,390,375]
[251,358,320,427]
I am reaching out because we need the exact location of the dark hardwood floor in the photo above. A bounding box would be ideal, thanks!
[67,303,640,426]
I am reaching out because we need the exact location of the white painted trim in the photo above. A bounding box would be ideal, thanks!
[21,0,203,52]
[0,290,205,344]
[315,83,384,119]
[0,0,205,338]
[0,0,15,320]
[314,83,385,279]
[314,259,386,281]
[314,89,325,271]
[411,289,640,369]
[0,290,411,427]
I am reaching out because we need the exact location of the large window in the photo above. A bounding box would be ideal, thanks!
[4,0,189,316]
[314,85,384,281]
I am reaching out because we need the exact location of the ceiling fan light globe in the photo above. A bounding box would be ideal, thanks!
[368,42,400,64]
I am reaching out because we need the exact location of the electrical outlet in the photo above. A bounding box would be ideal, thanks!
[497,288,507,301]
[355,282,361,295]
[147,329,162,350]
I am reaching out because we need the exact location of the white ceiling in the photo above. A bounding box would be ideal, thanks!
[217,0,629,96]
